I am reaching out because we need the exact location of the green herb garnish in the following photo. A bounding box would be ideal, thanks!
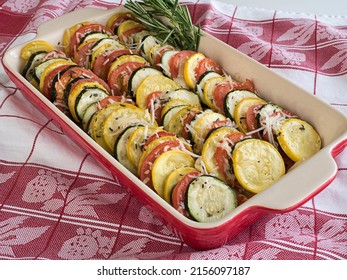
[124,0,201,51]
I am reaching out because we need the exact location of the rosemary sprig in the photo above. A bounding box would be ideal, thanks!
[124,0,201,51]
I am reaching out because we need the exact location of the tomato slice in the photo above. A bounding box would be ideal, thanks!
[233,79,256,92]
[213,79,256,114]
[171,171,200,217]
[42,50,67,61]
[108,13,134,33]
[213,81,232,114]
[42,64,72,101]
[108,61,145,95]
[169,50,196,79]
[139,139,183,189]
[245,104,264,139]
[92,49,135,81]
[142,130,176,150]
[97,95,135,109]
[210,119,235,130]
[145,91,167,124]
[153,45,175,69]
[214,131,246,184]
[74,41,95,68]
[180,109,200,140]
[119,25,146,44]
[53,66,90,101]
[259,109,296,142]
[63,77,109,111]
[194,57,223,83]
[69,23,113,58]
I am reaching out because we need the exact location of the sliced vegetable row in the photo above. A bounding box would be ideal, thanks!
[19,8,321,222]
[108,13,322,167]
[20,35,239,223]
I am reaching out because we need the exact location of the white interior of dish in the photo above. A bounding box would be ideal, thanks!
[3,7,347,230]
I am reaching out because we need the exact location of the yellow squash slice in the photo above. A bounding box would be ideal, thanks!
[232,139,285,194]
[20,40,55,61]
[234,97,266,133]
[183,52,205,89]
[135,74,180,109]
[151,150,195,198]
[277,118,321,162]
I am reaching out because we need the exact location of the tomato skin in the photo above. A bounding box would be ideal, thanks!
[169,50,196,79]
[153,45,175,69]
[42,50,67,61]
[69,23,113,57]
[63,77,108,112]
[108,61,145,95]
[119,25,146,44]
[171,171,200,218]
[145,91,166,124]
[245,104,264,139]
[139,140,183,189]
[53,66,108,103]
[234,79,256,92]
[142,130,176,150]
[109,13,134,33]
[93,49,134,81]
[74,41,95,68]
[210,119,235,130]
[214,131,246,184]
[213,81,232,114]
[97,95,135,109]
[180,109,200,140]
[213,79,256,114]
[194,57,223,83]
[42,64,72,101]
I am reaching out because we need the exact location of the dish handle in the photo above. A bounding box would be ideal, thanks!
[255,149,339,212]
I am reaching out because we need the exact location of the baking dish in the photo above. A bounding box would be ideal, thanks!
[2,6,347,250]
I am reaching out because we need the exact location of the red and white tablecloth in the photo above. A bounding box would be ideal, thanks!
[0,0,346,260]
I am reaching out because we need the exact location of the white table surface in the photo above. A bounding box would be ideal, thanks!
[219,0,346,16]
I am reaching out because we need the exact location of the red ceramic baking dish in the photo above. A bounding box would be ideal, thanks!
[2,6,347,250]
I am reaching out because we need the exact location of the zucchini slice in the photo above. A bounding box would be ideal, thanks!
[224,90,258,120]
[195,71,222,104]
[34,58,71,83]
[75,87,108,123]
[89,102,138,152]
[128,66,162,97]
[102,106,154,153]
[68,81,109,123]
[126,125,164,169]
[159,50,179,77]
[140,35,160,59]
[190,110,227,153]
[162,104,188,131]
[115,124,143,175]
[186,175,237,222]
[164,88,201,106]
[22,51,47,81]
[81,102,100,132]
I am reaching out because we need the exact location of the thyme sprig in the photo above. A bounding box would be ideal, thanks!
[124,0,201,51]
